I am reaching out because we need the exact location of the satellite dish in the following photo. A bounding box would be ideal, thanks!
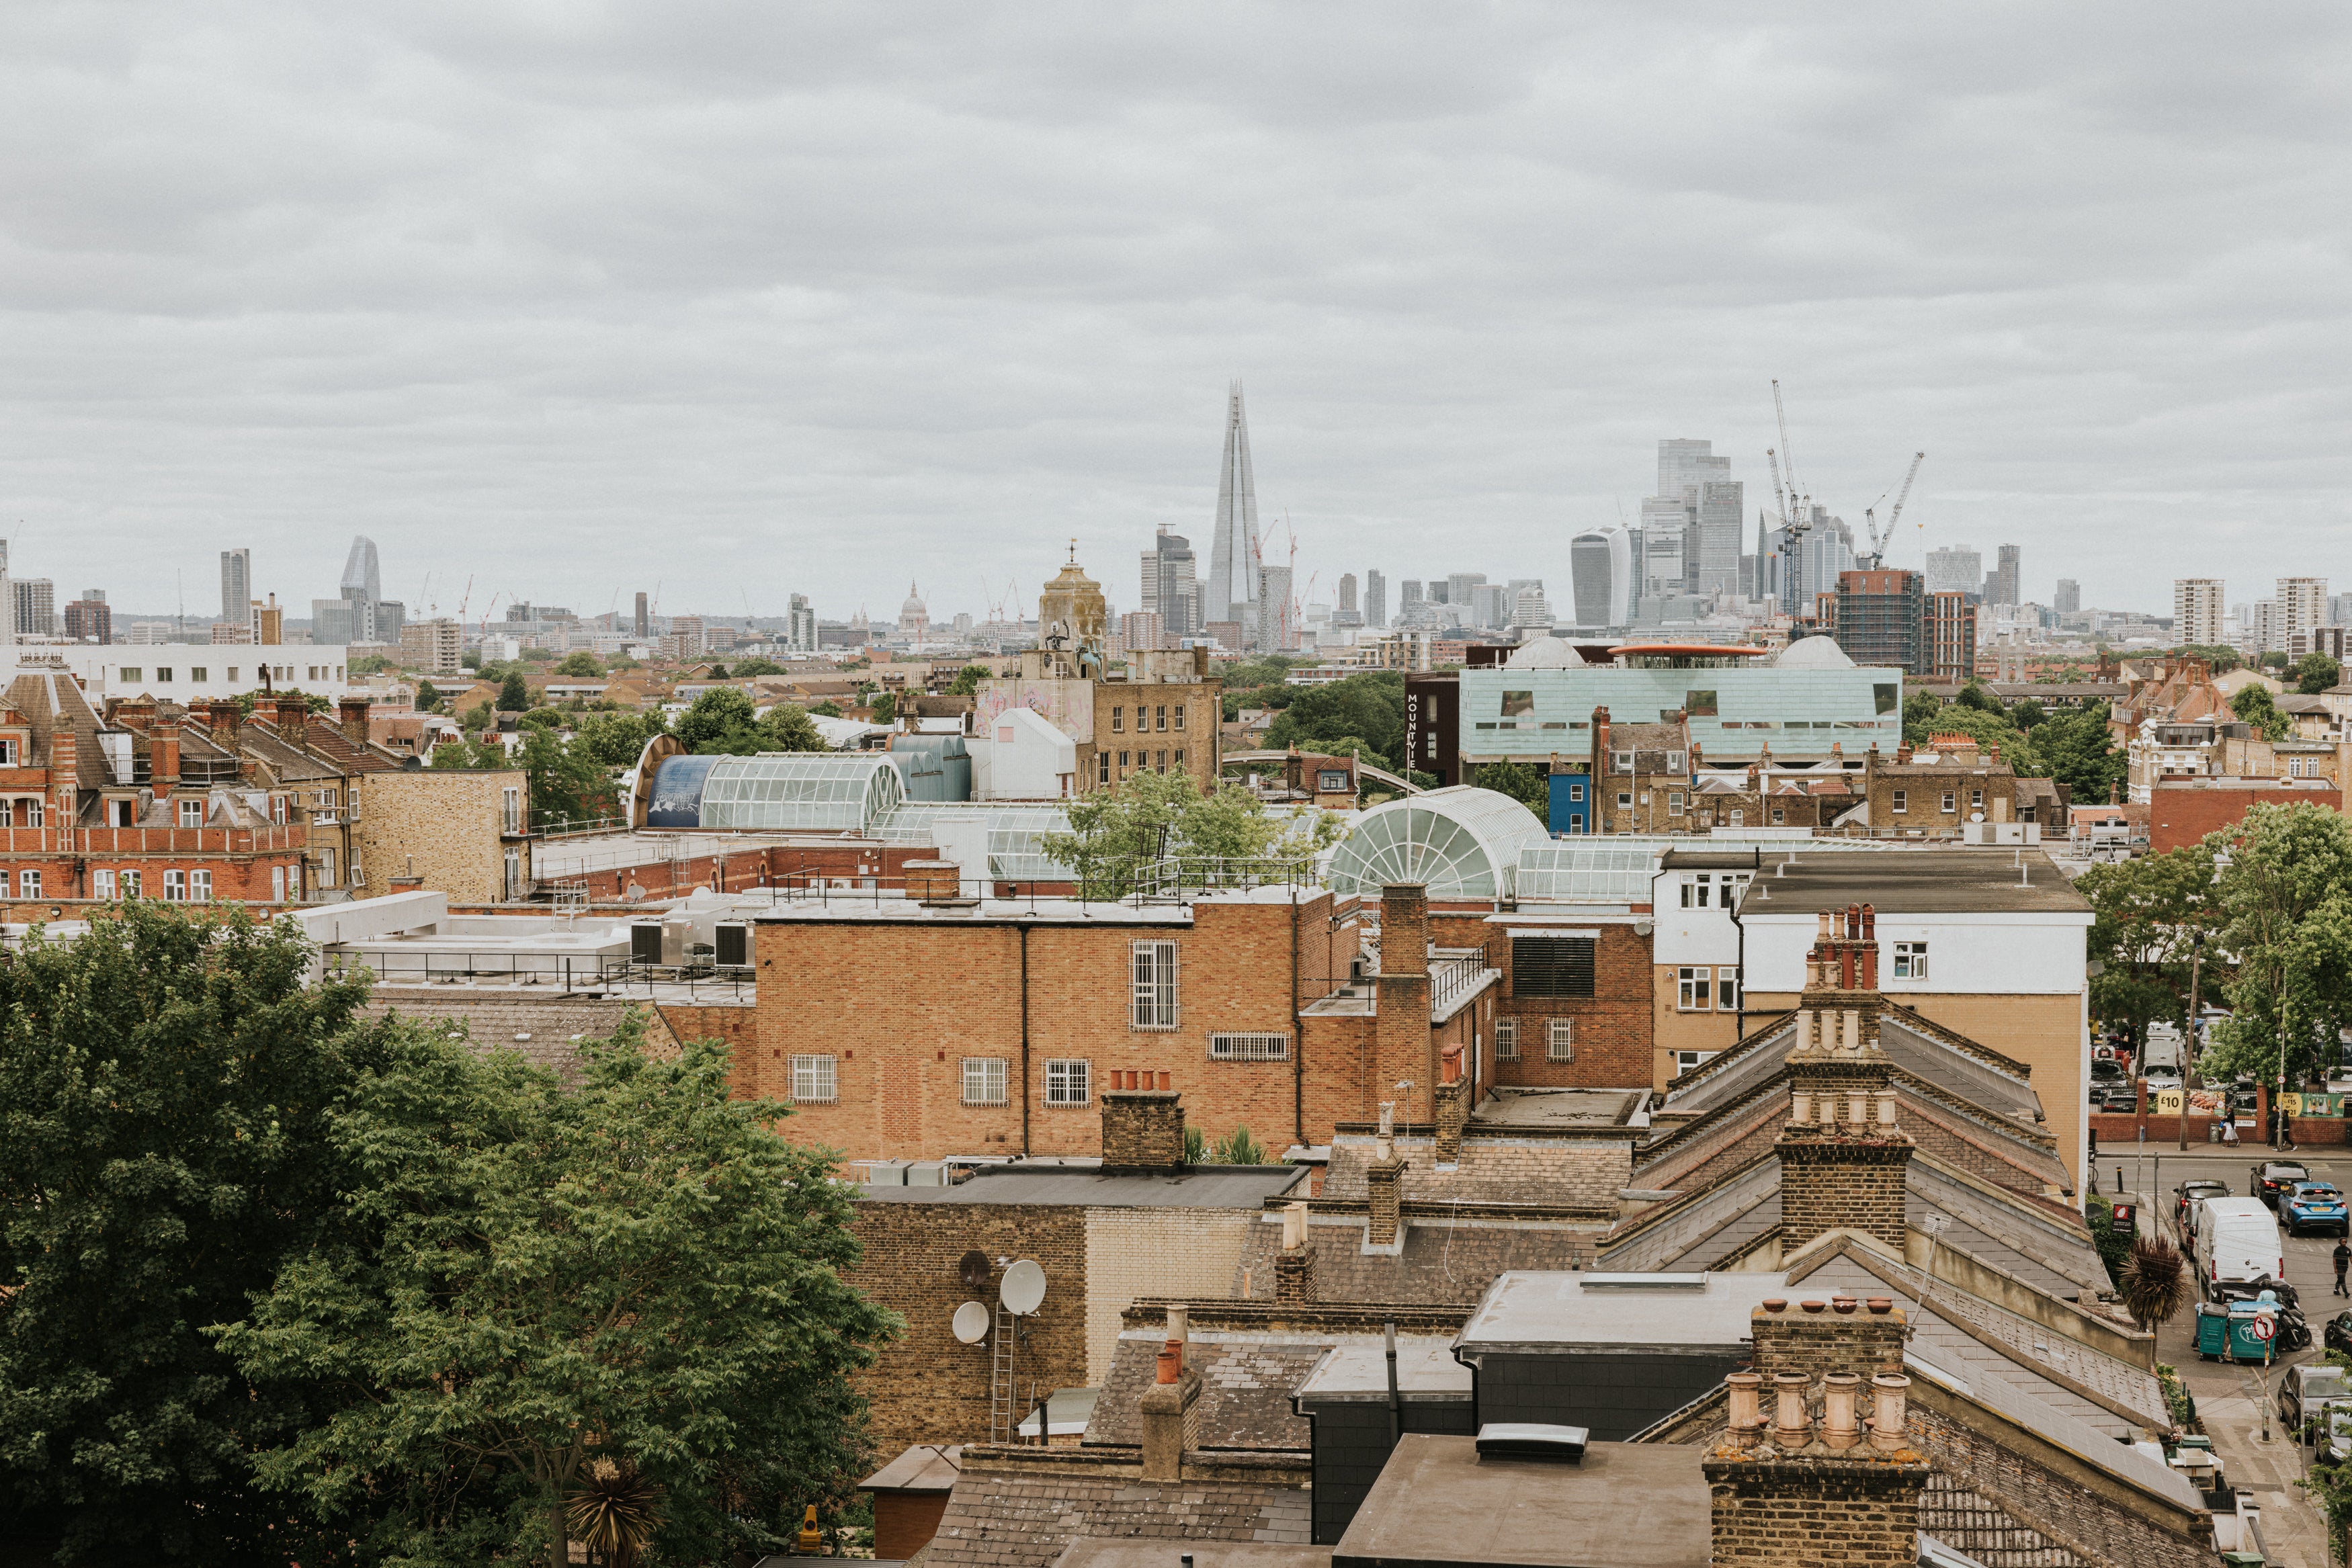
[952,1301,991,1344]
[1000,1258,1047,1316]
[958,1249,991,1292]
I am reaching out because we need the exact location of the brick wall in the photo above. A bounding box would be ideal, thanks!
[1907,1403,2214,1568]
[1100,1090,1184,1170]
[2150,781,2343,855]
[1493,922,1651,1088]
[1704,1456,1928,1567]
[1777,1134,1913,1250]
[656,1002,757,1090]
[1082,1208,1260,1381]
[752,895,1335,1164]
[845,1201,1088,1452]
[1748,1302,1909,1382]
[1079,679,1222,794]
[359,768,525,904]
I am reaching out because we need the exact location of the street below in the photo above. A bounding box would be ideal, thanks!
[2114,1141,2346,1566]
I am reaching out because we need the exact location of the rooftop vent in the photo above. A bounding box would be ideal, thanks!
[1577,1272,1710,1291]
[1475,1423,1589,1464]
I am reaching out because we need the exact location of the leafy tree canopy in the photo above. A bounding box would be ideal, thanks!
[1040,770,1339,898]
[0,908,393,1564]
[2228,681,2288,742]
[2292,651,2342,695]
[554,651,605,677]
[496,671,530,712]
[220,1019,896,1567]
[1261,672,1406,770]
[2170,642,2242,674]
[673,687,757,752]
[947,664,989,696]
[1473,759,1551,814]
[2197,803,2352,1084]
[2078,846,2218,1041]
[414,678,442,713]
[574,710,669,769]
[730,657,787,677]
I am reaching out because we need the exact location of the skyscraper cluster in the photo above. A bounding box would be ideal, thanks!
[312,535,405,646]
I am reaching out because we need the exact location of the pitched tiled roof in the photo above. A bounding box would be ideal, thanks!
[5,667,116,793]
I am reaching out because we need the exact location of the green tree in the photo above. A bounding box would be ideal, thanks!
[349,653,390,675]
[1040,771,1335,898]
[0,907,390,1564]
[219,1021,896,1567]
[2033,703,2126,804]
[2197,803,2352,1084]
[2172,642,2242,674]
[575,710,669,769]
[674,688,758,753]
[1473,759,1551,814]
[869,691,898,726]
[2077,846,2217,1043]
[519,728,616,830]
[1261,672,1406,769]
[497,671,530,712]
[415,678,442,712]
[2228,682,2288,742]
[2292,652,2342,695]
[810,699,843,718]
[2259,650,2290,671]
[555,651,605,678]
[947,664,989,696]
[760,703,827,752]
[431,735,508,770]
[730,657,786,677]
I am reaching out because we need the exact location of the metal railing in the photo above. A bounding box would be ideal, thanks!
[1429,955,1493,1016]
[538,815,631,838]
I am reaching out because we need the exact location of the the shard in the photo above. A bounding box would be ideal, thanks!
[1206,382,1260,631]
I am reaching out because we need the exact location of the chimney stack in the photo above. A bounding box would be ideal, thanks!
[1366,1102,1406,1251]
[338,695,370,744]
[1708,1306,1926,1566]
[152,715,181,791]
[1274,1202,1315,1303]
[1100,1089,1185,1174]
[1380,883,1429,978]
[1777,908,1910,1251]
[274,695,308,742]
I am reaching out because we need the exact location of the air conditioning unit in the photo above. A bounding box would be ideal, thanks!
[715,923,749,968]
[630,923,664,965]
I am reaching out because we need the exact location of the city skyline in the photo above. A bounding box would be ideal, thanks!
[0,9,2343,617]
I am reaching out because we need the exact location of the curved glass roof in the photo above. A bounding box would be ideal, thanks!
[645,753,905,832]
[1326,786,1552,901]
[1515,843,1658,902]
[872,801,1076,880]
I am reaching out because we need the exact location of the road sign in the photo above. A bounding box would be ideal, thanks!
[2249,1314,2276,1342]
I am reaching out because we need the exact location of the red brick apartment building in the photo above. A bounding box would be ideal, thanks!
[746,881,1505,1160]
[0,663,306,916]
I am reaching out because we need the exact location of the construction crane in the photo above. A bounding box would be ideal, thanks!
[1771,379,1806,517]
[1859,451,1927,568]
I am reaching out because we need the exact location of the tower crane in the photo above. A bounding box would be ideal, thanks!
[1771,379,1807,517]
[1859,451,1926,568]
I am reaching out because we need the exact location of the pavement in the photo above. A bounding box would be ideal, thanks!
[2101,1141,2344,1566]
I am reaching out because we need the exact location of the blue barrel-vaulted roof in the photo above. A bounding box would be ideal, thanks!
[1325,786,1552,901]
[644,752,906,831]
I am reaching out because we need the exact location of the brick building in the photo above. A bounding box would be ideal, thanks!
[2148,775,2343,855]
[1855,733,2022,838]
[362,767,536,904]
[1587,709,1691,833]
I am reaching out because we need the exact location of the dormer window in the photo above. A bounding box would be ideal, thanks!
[178,798,205,828]
[0,739,15,766]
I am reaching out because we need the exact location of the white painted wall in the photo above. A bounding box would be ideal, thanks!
[1652,869,1753,965]
[1739,910,2091,996]
[5,647,353,701]
[971,705,1078,799]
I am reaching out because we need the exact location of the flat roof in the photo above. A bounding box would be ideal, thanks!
[1294,1340,1474,1403]
[1456,1270,1792,1355]
[1333,1435,1708,1568]
[856,1163,1308,1210]
[1469,1088,1646,1129]
[859,1443,962,1494]
[1736,848,2093,916]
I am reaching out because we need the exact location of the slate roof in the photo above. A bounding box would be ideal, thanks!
[923,1466,1312,1568]
[5,667,116,795]
[1086,1321,1463,1452]
[365,989,681,1084]
[1230,1215,1594,1306]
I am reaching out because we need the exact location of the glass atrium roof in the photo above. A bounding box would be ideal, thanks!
[1325,786,1552,901]
[644,753,906,832]
[872,801,1075,880]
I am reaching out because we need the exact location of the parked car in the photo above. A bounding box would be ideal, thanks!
[2281,1361,2352,1439]
[2090,1058,2127,1084]
[2142,1071,2184,1096]
[2193,1198,2285,1299]
[2284,1182,2350,1237]
[2326,1309,2352,1359]
[2175,1178,2230,1238]
[2253,1161,2312,1209]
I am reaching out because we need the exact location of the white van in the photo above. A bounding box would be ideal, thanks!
[2194,1197,2285,1298]
[2141,1022,2185,1077]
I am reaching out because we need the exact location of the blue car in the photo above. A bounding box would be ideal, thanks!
[2285,1181,2350,1237]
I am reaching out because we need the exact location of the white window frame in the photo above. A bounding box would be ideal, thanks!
[1546,1019,1574,1061]
[1941,791,1956,814]
[1495,1016,1519,1060]
[1132,939,1179,1030]
[1891,789,1907,814]
[961,1057,1009,1106]
[18,869,37,898]
[1716,968,1740,1011]
[93,869,115,900]
[1667,791,1685,816]
[1892,941,1929,981]
[1208,1032,1290,1061]
[164,869,187,902]
[1616,791,1633,809]
[1678,966,1710,1010]
[0,800,11,828]
[1044,1057,1091,1106]
[1675,1049,1717,1075]
[1665,753,1685,773]
[178,798,205,828]
[190,869,212,901]
[0,740,14,766]
[22,799,40,828]
[119,869,141,899]
[1613,750,1634,773]
[789,1053,838,1104]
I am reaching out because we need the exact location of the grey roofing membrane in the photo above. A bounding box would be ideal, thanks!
[856,1164,1307,1210]
[1456,1269,1792,1354]
[1736,849,2092,915]
[1334,1435,1709,1568]
[1294,1340,1474,1401]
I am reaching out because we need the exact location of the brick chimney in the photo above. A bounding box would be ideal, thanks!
[204,697,243,739]
[1373,882,1433,1122]
[902,858,962,902]
[1273,1202,1315,1303]
[1591,705,1611,771]
[1777,905,1912,1252]
[274,695,308,742]
[1139,1354,1203,1481]
[152,715,181,791]
[1709,1303,1925,1566]
[1365,1101,1406,1250]
[338,695,370,744]
[1380,882,1428,978]
[1432,1071,1468,1166]
[1100,1089,1185,1173]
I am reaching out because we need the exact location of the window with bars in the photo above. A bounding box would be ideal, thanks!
[1546,1020,1574,1061]
[1208,1032,1290,1061]
[1513,936,1595,998]
[790,1054,837,1103]
[1132,940,1179,1029]
[962,1057,1008,1105]
[1495,1017,1519,1060]
[1044,1057,1091,1106]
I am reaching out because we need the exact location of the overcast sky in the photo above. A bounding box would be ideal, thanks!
[2,3,2345,625]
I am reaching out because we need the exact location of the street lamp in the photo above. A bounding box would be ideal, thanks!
[2178,930,2203,1152]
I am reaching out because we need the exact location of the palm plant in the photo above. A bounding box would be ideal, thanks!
[1213,1125,1267,1165]
[568,1456,666,1568]
[2120,1235,2192,1332]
